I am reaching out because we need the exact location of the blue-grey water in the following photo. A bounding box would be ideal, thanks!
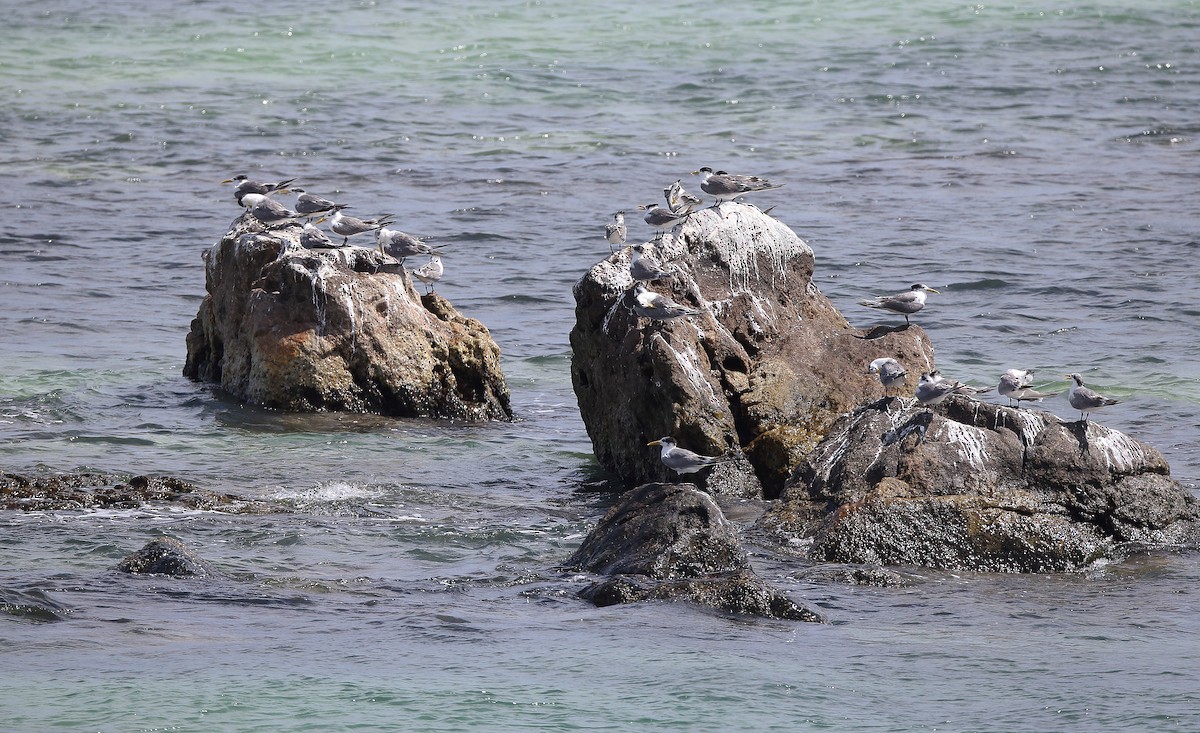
[2,1,1199,731]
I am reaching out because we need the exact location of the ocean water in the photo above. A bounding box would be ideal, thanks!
[2,1,1199,731]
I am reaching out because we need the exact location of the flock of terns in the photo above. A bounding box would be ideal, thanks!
[222,174,447,294]
[600,169,1124,479]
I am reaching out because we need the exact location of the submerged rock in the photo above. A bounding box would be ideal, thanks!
[568,482,824,621]
[117,537,216,578]
[759,397,1200,573]
[185,215,512,420]
[0,471,279,513]
[571,204,934,498]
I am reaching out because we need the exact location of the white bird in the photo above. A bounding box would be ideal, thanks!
[224,174,294,204]
[868,357,907,389]
[1065,373,1120,422]
[629,243,673,282]
[411,253,444,294]
[240,192,299,227]
[915,371,989,407]
[377,226,435,261]
[632,284,700,321]
[692,166,782,208]
[299,222,337,249]
[997,368,1059,407]
[605,211,627,252]
[323,208,394,245]
[647,437,729,476]
[664,179,702,214]
[858,283,939,325]
[639,203,691,240]
[289,187,344,220]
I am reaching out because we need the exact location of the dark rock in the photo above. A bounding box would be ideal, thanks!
[758,397,1200,572]
[184,215,512,420]
[571,204,935,497]
[568,482,823,621]
[0,471,280,513]
[116,537,216,578]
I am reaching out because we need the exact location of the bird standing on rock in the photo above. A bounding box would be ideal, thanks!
[647,437,729,477]
[605,211,627,252]
[224,174,294,204]
[857,283,939,326]
[639,203,692,240]
[868,357,907,389]
[631,284,700,321]
[322,208,394,245]
[412,253,444,294]
[1065,373,1120,422]
[629,243,673,282]
[997,368,1059,408]
[692,166,782,208]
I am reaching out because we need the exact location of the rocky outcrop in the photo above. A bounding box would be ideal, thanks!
[0,471,280,513]
[758,396,1200,572]
[117,537,216,578]
[568,482,824,621]
[185,215,512,420]
[571,204,935,498]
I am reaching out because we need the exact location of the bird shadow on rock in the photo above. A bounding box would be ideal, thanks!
[855,323,911,340]
[1059,418,1092,455]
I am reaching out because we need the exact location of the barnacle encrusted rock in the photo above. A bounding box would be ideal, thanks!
[185,214,512,420]
[757,396,1200,572]
[570,204,935,497]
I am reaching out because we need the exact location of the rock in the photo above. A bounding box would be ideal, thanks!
[758,397,1200,573]
[184,215,512,420]
[568,482,824,621]
[116,537,216,578]
[570,204,935,497]
[0,471,280,513]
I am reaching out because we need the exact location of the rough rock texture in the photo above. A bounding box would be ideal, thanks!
[568,482,824,621]
[116,537,216,578]
[571,204,935,498]
[0,472,280,513]
[185,214,512,420]
[758,396,1200,572]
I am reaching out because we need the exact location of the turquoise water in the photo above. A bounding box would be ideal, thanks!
[2,1,1199,731]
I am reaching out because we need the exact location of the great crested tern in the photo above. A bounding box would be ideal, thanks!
[692,166,782,208]
[868,357,907,389]
[998,368,1059,407]
[411,253,444,294]
[289,187,344,220]
[1065,373,1120,422]
[857,283,939,325]
[300,221,337,249]
[629,243,673,282]
[323,208,394,245]
[239,192,299,227]
[377,226,436,261]
[639,202,691,240]
[632,284,700,321]
[647,436,729,476]
[915,371,990,407]
[605,211,627,252]
[224,174,295,204]
[664,179,702,214]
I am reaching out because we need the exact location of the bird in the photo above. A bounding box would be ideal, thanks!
[664,179,703,214]
[857,283,939,325]
[914,371,990,407]
[299,221,337,249]
[1065,373,1120,422]
[997,368,1059,408]
[868,357,907,389]
[631,284,700,321]
[377,226,435,261]
[411,253,444,294]
[629,243,673,282]
[692,166,782,207]
[605,211,627,252]
[322,208,393,245]
[223,174,295,204]
[639,203,692,240]
[239,192,299,227]
[289,187,344,220]
[647,436,729,477]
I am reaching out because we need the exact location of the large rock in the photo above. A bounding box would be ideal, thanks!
[758,396,1200,572]
[571,204,935,497]
[117,537,217,578]
[185,215,512,420]
[568,482,824,621]
[0,471,279,513]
